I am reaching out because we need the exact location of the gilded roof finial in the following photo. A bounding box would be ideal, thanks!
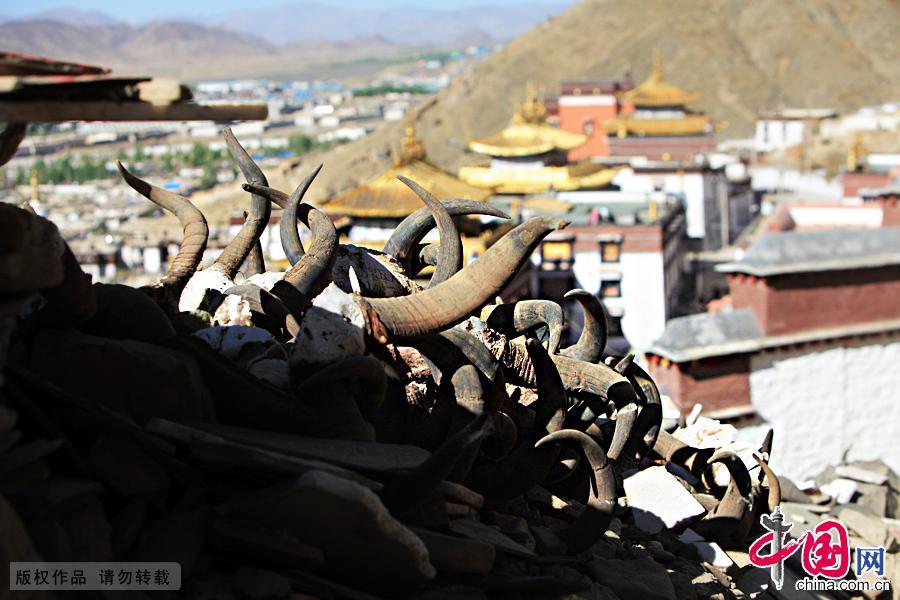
[398,108,425,166]
[520,80,546,124]
[651,48,663,81]
[30,168,40,202]
[847,133,866,173]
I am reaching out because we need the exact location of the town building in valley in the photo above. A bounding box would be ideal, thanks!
[645,228,900,479]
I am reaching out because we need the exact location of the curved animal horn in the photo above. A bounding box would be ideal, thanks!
[753,454,781,512]
[212,128,271,278]
[238,210,266,276]
[481,299,564,355]
[397,176,462,287]
[560,289,608,363]
[484,337,637,411]
[242,182,289,209]
[535,429,618,553]
[383,200,509,268]
[525,338,566,434]
[418,243,439,267]
[606,403,638,463]
[280,164,324,265]
[117,161,209,298]
[270,181,338,322]
[360,216,568,342]
[653,429,715,477]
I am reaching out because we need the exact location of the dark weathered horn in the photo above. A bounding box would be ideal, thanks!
[380,412,490,516]
[525,338,566,434]
[605,403,638,463]
[116,161,208,296]
[397,176,462,288]
[482,299,564,355]
[279,164,324,265]
[753,453,781,512]
[410,332,494,419]
[484,336,637,410]
[418,243,439,267]
[270,181,338,322]
[239,209,266,276]
[382,200,510,269]
[653,429,715,477]
[242,238,265,276]
[360,216,568,343]
[535,429,618,553]
[212,128,272,278]
[704,451,752,526]
[619,360,662,460]
[560,289,608,363]
[242,182,289,209]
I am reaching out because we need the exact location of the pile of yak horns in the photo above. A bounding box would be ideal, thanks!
[2,128,781,595]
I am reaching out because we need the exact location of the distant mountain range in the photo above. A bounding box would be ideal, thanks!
[0,2,570,77]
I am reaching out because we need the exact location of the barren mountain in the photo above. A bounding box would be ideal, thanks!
[299,0,900,196]
[212,2,570,46]
[0,18,414,80]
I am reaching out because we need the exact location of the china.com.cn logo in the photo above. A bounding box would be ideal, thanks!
[748,506,891,593]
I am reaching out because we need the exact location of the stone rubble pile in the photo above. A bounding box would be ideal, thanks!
[0,129,882,599]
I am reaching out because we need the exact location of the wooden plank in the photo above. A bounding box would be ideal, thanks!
[0,100,267,122]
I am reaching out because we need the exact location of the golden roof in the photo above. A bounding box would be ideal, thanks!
[601,115,712,137]
[459,163,618,194]
[324,161,493,218]
[323,111,492,218]
[622,49,700,107]
[468,81,587,157]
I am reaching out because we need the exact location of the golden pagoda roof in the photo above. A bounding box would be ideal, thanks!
[323,160,493,218]
[322,111,492,218]
[601,114,712,137]
[468,81,587,157]
[459,163,618,195]
[622,49,700,107]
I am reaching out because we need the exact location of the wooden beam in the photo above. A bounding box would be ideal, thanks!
[0,100,268,122]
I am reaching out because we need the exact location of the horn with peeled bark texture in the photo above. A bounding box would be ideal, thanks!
[397,176,462,288]
[482,334,637,411]
[481,299,564,355]
[279,164,324,265]
[560,289,608,362]
[360,216,568,343]
[212,128,271,278]
[383,200,509,269]
[116,161,208,300]
[270,180,338,324]
[535,429,618,553]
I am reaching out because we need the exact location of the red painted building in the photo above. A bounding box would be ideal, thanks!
[556,79,634,161]
[645,227,900,417]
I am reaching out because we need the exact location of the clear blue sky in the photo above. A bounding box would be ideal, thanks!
[2,0,561,22]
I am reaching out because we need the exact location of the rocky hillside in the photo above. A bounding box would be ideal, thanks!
[300,0,900,196]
